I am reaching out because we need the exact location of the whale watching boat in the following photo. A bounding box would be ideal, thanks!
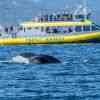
[0,5,100,45]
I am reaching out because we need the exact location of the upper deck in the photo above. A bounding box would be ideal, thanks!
[0,5,100,38]
[20,5,92,28]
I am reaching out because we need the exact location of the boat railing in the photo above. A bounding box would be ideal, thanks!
[32,4,91,23]
[33,14,90,22]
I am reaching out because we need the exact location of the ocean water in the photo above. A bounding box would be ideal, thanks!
[0,44,100,100]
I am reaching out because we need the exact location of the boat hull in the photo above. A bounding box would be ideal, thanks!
[0,32,100,45]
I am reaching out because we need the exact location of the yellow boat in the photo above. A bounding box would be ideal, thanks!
[0,6,100,45]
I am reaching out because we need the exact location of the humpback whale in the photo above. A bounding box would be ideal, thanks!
[11,52,61,64]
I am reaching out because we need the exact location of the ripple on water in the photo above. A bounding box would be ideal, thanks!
[0,44,100,100]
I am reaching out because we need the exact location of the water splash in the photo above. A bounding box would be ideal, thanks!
[0,56,30,64]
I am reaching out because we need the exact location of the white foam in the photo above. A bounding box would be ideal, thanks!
[11,56,30,64]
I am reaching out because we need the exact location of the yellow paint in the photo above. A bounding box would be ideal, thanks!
[20,20,92,28]
[0,32,100,45]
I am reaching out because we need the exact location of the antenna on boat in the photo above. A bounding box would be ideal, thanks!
[73,0,88,20]
[83,0,88,19]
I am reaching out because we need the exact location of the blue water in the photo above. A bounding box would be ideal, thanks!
[0,44,100,100]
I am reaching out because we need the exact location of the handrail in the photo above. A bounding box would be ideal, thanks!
[20,20,92,28]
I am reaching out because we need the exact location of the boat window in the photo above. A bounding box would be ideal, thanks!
[4,27,9,33]
[19,27,23,31]
[11,33,17,38]
[45,26,75,34]
[67,14,73,21]
[57,27,68,33]
[45,27,50,33]
[83,26,90,31]
[45,27,60,33]
[43,15,49,21]
[27,27,32,30]
[10,26,14,31]
[92,25,100,31]
[53,29,59,33]
[24,28,26,32]
[75,15,85,19]
[41,27,44,32]
[50,14,56,21]
[35,27,39,29]
[67,27,73,33]
[75,26,82,32]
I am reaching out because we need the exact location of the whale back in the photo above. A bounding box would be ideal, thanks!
[19,52,36,58]
[16,52,61,64]
[30,54,61,64]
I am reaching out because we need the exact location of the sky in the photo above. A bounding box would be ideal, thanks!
[0,0,100,25]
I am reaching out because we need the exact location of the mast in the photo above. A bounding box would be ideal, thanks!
[83,0,92,32]
[83,0,88,20]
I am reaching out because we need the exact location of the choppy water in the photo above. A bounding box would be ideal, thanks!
[0,44,100,100]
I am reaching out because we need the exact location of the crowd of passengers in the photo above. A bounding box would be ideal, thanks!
[34,13,90,22]
[2,25,100,35]
[45,26,99,33]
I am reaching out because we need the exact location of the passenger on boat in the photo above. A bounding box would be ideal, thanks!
[10,26,14,31]
[4,27,9,33]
